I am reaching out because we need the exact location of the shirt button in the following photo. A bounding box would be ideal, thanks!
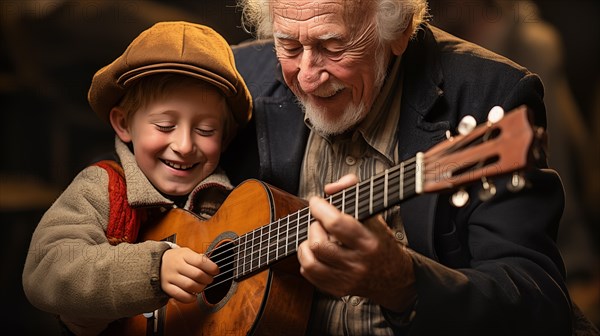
[394,230,405,242]
[345,156,356,166]
[350,297,361,306]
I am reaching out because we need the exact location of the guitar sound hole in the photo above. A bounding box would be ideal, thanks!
[204,240,235,305]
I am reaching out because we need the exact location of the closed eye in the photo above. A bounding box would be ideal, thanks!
[322,47,344,59]
[196,128,216,136]
[155,124,175,132]
[275,38,302,56]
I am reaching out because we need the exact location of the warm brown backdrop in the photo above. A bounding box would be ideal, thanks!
[1,1,598,334]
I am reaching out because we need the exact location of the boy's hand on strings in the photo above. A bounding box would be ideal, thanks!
[160,247,219,303]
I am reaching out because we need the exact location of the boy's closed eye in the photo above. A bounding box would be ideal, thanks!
[154,123,175,132]
[196,128,216,137]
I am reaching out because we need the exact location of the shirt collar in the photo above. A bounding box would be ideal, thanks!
[355,55,403,163]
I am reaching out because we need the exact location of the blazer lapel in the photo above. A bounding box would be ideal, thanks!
[253,94,309,195]
[396,25,447,259]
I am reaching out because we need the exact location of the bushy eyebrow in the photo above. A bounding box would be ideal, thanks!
[273,31,343,43]
[317,32,343,41]
[273,31,293,40]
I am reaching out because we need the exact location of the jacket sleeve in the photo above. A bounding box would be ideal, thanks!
[404,74,572,335]
[22,166,170,320]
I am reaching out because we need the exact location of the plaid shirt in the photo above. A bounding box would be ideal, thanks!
[299,56,409,335]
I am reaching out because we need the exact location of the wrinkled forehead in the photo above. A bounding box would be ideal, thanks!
[270,0,372,25]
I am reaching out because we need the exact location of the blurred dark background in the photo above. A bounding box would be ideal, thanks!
[1,0,598,334]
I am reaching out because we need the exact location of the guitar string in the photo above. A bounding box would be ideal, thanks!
[204,160,417,267]
[205,182,419,291]
[205,117,505,288]
[203,162,418,291]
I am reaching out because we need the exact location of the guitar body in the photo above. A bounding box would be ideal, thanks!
[105,179,313,335]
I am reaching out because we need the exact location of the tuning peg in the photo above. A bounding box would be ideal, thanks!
[487,106,505,124]
[451,188,470,207]
[457,115,477,135]
[507,172,527,192]
[478,177,497,201]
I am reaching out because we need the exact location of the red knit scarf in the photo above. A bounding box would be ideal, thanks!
[93,160,143,245]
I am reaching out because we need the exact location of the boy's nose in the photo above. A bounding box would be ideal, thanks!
[171,130,194,155]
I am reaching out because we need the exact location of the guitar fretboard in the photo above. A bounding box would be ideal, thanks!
[233,157,420,279]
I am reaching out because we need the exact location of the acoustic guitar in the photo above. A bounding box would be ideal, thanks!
[105,105,545,335]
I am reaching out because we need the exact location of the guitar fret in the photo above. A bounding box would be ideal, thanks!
[264,226,269,267]
[268,227,273,265]
[260,225,268,268]
[235,235,242,278]
[244,232,251,275]
[254,228,259,271]
[372,175,385,215]
[272,222,278,263]
[275,220,279,261]
[297,211,303,251]
[384,169,388,208]
[252,229,260,272]
[355,183,359,219]
[304,209,310,244]
[277,218,283,260]
[369,176,374,215]
[400,161,405,200]
[285,215,290,257]
[290,213,298,253]
[265,225,269,267]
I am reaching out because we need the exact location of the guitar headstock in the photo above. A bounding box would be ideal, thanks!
[418,105,546,205]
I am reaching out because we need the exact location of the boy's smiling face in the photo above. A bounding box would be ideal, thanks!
[112,81,227,196]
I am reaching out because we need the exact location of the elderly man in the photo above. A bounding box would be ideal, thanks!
[222,0,573,334]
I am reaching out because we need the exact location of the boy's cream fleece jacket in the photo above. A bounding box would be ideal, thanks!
[22,137,232,332]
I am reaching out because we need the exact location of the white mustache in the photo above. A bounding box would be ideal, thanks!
[311,81,346,98]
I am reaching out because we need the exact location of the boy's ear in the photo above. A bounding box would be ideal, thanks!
[109,107,132,143]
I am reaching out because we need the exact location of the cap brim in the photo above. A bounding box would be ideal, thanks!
[118,63,238,97]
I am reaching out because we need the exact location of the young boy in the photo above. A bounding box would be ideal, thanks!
[22,21,252,335]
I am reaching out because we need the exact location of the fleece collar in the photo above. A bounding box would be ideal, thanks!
[114,137,232,209]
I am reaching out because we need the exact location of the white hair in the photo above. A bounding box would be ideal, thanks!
[238,0,429,43]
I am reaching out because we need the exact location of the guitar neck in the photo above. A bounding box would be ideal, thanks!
[233,106,539,280]
[233,156,421,279]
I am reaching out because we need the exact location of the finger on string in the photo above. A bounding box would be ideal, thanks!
[309,196,371,249]
[307,223,346,266]
[324,174,359,195]
[184,252,219,275]
[298,240,343,276]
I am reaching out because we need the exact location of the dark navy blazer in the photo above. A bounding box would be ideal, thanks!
[222,24,572,335]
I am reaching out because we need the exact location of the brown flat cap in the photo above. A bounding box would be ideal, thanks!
[88,21,252,128]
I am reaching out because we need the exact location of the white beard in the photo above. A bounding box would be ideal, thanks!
[300,97,368,136]
[296,51,387,136]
